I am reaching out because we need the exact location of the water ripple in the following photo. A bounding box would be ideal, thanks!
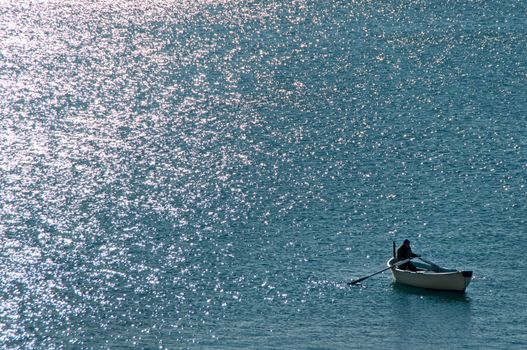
[0,0,526,348]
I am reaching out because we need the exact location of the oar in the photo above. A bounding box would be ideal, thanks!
[417,257,442,272]
[348,258,413,285]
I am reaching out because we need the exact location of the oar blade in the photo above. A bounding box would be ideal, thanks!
[348,277,367,285]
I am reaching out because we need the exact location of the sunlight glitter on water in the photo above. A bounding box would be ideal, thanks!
[0,0,526,348]
[2,0,268,340]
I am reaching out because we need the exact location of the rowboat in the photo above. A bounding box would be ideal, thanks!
[387,257,473,293]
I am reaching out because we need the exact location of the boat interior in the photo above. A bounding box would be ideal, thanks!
[390,257,457,273]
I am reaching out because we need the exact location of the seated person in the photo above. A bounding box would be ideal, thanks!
[396,239,420,271]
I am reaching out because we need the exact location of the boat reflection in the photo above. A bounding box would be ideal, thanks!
[391,282,472,302]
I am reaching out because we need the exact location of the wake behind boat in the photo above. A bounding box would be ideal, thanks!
[387,257,473,293]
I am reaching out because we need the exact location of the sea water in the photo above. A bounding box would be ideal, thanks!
[0,0,526,349]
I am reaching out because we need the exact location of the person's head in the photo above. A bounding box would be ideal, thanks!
[403,239,411,246]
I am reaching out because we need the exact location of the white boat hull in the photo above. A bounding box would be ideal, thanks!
[387,258,472,293]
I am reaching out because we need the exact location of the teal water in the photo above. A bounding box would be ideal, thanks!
[1,0,526,348]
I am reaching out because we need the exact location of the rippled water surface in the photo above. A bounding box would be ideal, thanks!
[1,0,526,348]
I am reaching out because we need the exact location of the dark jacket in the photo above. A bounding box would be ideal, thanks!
[397,244,418,261]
